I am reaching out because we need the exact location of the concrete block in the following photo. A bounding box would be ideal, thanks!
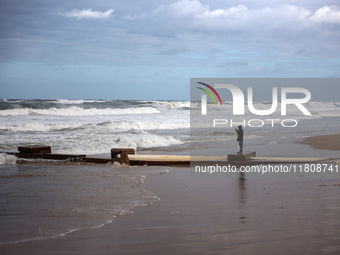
[111,148,135,158]
[228,152,256,161]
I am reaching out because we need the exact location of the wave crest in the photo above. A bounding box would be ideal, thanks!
[0,153,17,165]
[0,106,160,116]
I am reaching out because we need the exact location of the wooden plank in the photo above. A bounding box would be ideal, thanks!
[81,158,118,164]
[18,145,51,154]
[13,152,86,161]
[2,149,332,166]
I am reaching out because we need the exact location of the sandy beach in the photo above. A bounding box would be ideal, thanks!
[1,133,340,255]
[298,133,340,151]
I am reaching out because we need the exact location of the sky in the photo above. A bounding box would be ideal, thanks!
[0,0,340,100]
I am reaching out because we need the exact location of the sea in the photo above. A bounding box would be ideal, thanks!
[0,99,190,155]
[0,99,340,246]
[1,99,340,155]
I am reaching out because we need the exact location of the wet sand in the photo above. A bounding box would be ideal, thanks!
[2,167,340,254]
[1,136,340,254]
[298,133,340,151]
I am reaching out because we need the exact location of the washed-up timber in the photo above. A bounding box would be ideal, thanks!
[0,145,333,167]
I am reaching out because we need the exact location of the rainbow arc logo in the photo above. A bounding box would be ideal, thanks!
[196,82,223,106]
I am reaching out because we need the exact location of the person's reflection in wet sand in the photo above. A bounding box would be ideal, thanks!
[238,172,247,223]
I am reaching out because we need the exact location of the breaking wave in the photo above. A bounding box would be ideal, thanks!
[0,106,160,116]
[0,153,17,165]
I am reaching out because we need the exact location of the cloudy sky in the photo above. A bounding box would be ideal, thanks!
[0,0,339,100]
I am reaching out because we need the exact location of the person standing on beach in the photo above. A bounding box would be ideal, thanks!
[235,126,244,154]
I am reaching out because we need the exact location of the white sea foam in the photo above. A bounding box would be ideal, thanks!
[196,101,340,117]
[150,100,190,109]
[306,102,340,117]
[115,133,183,150]
[0,153,17,164]
[55,99,107,104]
[55,99,86,104]
[0,120,189,133]
[51,133,184,155]
[0,106,160,116]
[0,99,23,103]
[102,120,190,131]
[0,122,86,132]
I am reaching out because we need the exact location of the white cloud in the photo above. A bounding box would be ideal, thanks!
[193,4,340,31]
[164,0,208,16]
[310,6,340,24]
[124,0,209,36]
[196,5,248,19]
[193,5,315,31]
[126,0,208,20]
[61,8,114,20]
[125,1,340,35]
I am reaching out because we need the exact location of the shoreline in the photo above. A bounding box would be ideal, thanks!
[1,133,340,254]
[297,133,340,151]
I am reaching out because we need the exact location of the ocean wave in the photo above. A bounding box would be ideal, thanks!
[0,120,190,133]
[55,99,107,104]
[0,99,24,103]
[116,134,183,150]
[100,120,190,131]
[0,106,160,116]
[50,133,183,154]
[150,101,190,109]
[316,112,340,118]
[0,153,17,164]
[55,99,86,104]
[191,101,340,116]
[0,123,87,132]
[307,102,340,117]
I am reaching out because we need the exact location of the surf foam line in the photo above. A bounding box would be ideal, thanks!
[0,106,160,116]
[0,153,17,164]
